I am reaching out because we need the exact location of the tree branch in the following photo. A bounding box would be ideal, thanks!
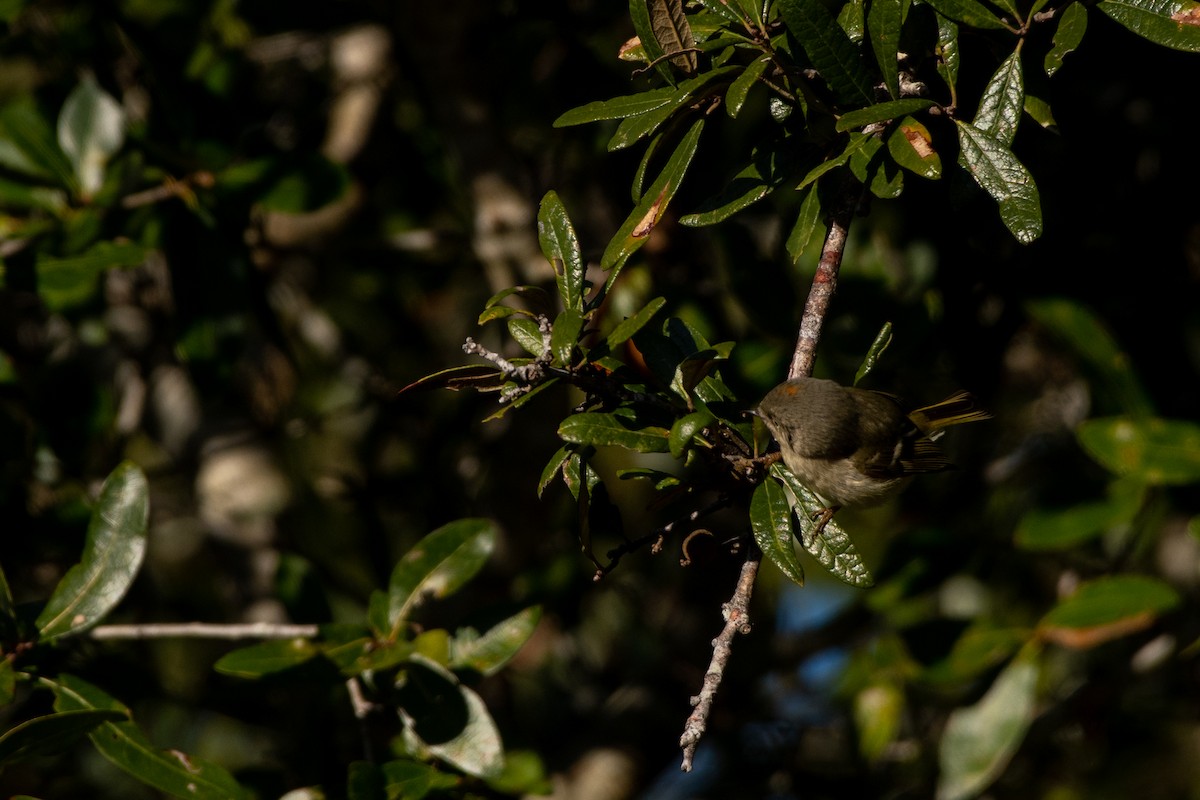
[678,175,862,771]
[89,622,320,640]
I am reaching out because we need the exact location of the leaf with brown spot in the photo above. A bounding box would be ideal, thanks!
[632,183,670,238]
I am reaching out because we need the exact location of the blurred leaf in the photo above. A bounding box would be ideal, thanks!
[1077,417,1200,484]
[0,650,12,705]
[785,184,823,263]
[726,55,769,118]
[36,462,149,641]
[605,296,666,347]
[771,463,874,587]
[378,519,497,638]
[1014,481,1145,550]
[927,625,1030,683]
[669,408,714,459]
[974,51,1023,146]
[867,0,906,98]
[450,605,542,676]
[1098,0,1200,52]
[36,240,148,310]
[955,120,1043,244]
[854,683,903,763]
[559,411,671,453]
[936,649,1040,800]
[923,0,1010,28]
[485,749,553,796]
[750,477,806,586]
[601,117,705,272]
[854,322,893,385]
[0,709,128,766]
[50,674,252,799]
[777,0,876,105]
[397,365,505,396]
[377,759,460,799]
[218,154,350,212]
[0,100,77,188]
[538,192,586,312]
[1046,2,1088,75]
[57,74,126,198]
[1026,298,1153,416]
[1038,575,1180,648]
[212,638,322,678]
[836,100,935,132]
[397,657,504,779]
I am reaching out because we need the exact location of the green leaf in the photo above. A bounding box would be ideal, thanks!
[928,624,1029,683]
[553,87,677,126]
[750,478,806,586]
[668,409,714,459]
[37,241,148,311]
[936,650,1040,800]
[854,683,904,763]
[558,412,671,453]
[1097,0,1200,52]
[854,322,893,385]
[1023,94,1057,129]
[605,296,667,348]
[36,462,149,641]
[974,51,1023,146]
[0,100,77,188]
[955,120,1043,244]
[777,0,876,105]
[796,132,874,190]
[537,192,586,312]
[850,133,904,199]
[770,463,874,587]
[836,99,935,132]
[0,709,128,766]
[212,637,322,678]
[1077,417,1200,485]
[507,316,546,356]
[887,117,942,179]
[867,0,907,98]
[450,605,542,676]
[1039,575,1180,646]
[538,446,573,498]
[785,184,823,263]
[377,759,461,799]
[1046,1,1088,75]
[50,674,252,800]
[378,519,497,637]
[680,141,793,226]
[57,74,126,198]
[397,657,504,779]
[1025,298,1153,416]
[485,749,553,796]
[601,117,705,272]
[1014,482,1145,550]
[935,15,961,92]
[551,309,584,367]
[726,55,770,118]
[922,0,1010,28]
[606,67,736,151]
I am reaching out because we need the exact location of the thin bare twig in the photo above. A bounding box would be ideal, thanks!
[678,176,862,771]
[89,622,320,640]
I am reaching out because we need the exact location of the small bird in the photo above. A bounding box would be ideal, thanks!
[755,377,991,530]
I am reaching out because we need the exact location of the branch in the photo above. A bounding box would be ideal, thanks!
[678,175,862,771]
[89,622,320,640]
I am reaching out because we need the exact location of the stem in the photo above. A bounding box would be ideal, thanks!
[89,622,320,640]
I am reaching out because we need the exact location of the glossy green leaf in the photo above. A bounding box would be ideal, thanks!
[605,296,667,348]
[57,74,126,197]
[854,321,893,385]
[397,657,504,779]
[36,462,149,641]
[922,0,1010,28]
[668,409,714,459]
[507,316,546,356]
[974,51,1023,146]
[867,0,906,98]
[450,605,542,676]
[850,134,904,199]
[935,15,961,91]
[0,709,128,766]
[608,67,736,153]
[955,120,1043,244]
[0,100,77,188]
[538,446,573,498]
[551,309,584,367]
[1025,298,1153,416]
[552,86,676,126]
[839,0,867,42]
[726,55,769,118]
[771,462,874,587]
[601,117,705,272]
[936,650,1040,800]
[796,132,874,189]
[785,184,823,263]
[1077,417,1200,485]
[750,478,806,586]
[777,0,876,105]
[1040,575,1180,635]
[212,637,322,678]
[537,192,586,312]
[37,241,148,311]
[836,99,934,132]
[50,674,252,799]
[1046,1,1088,75]
[1023,94,1057,128]
[559,411,671,453]
[379,519,497,637]
[680,142,792,226]
[887,117,942,179]
[854,683,903,763]
[1098,0,1200,52]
